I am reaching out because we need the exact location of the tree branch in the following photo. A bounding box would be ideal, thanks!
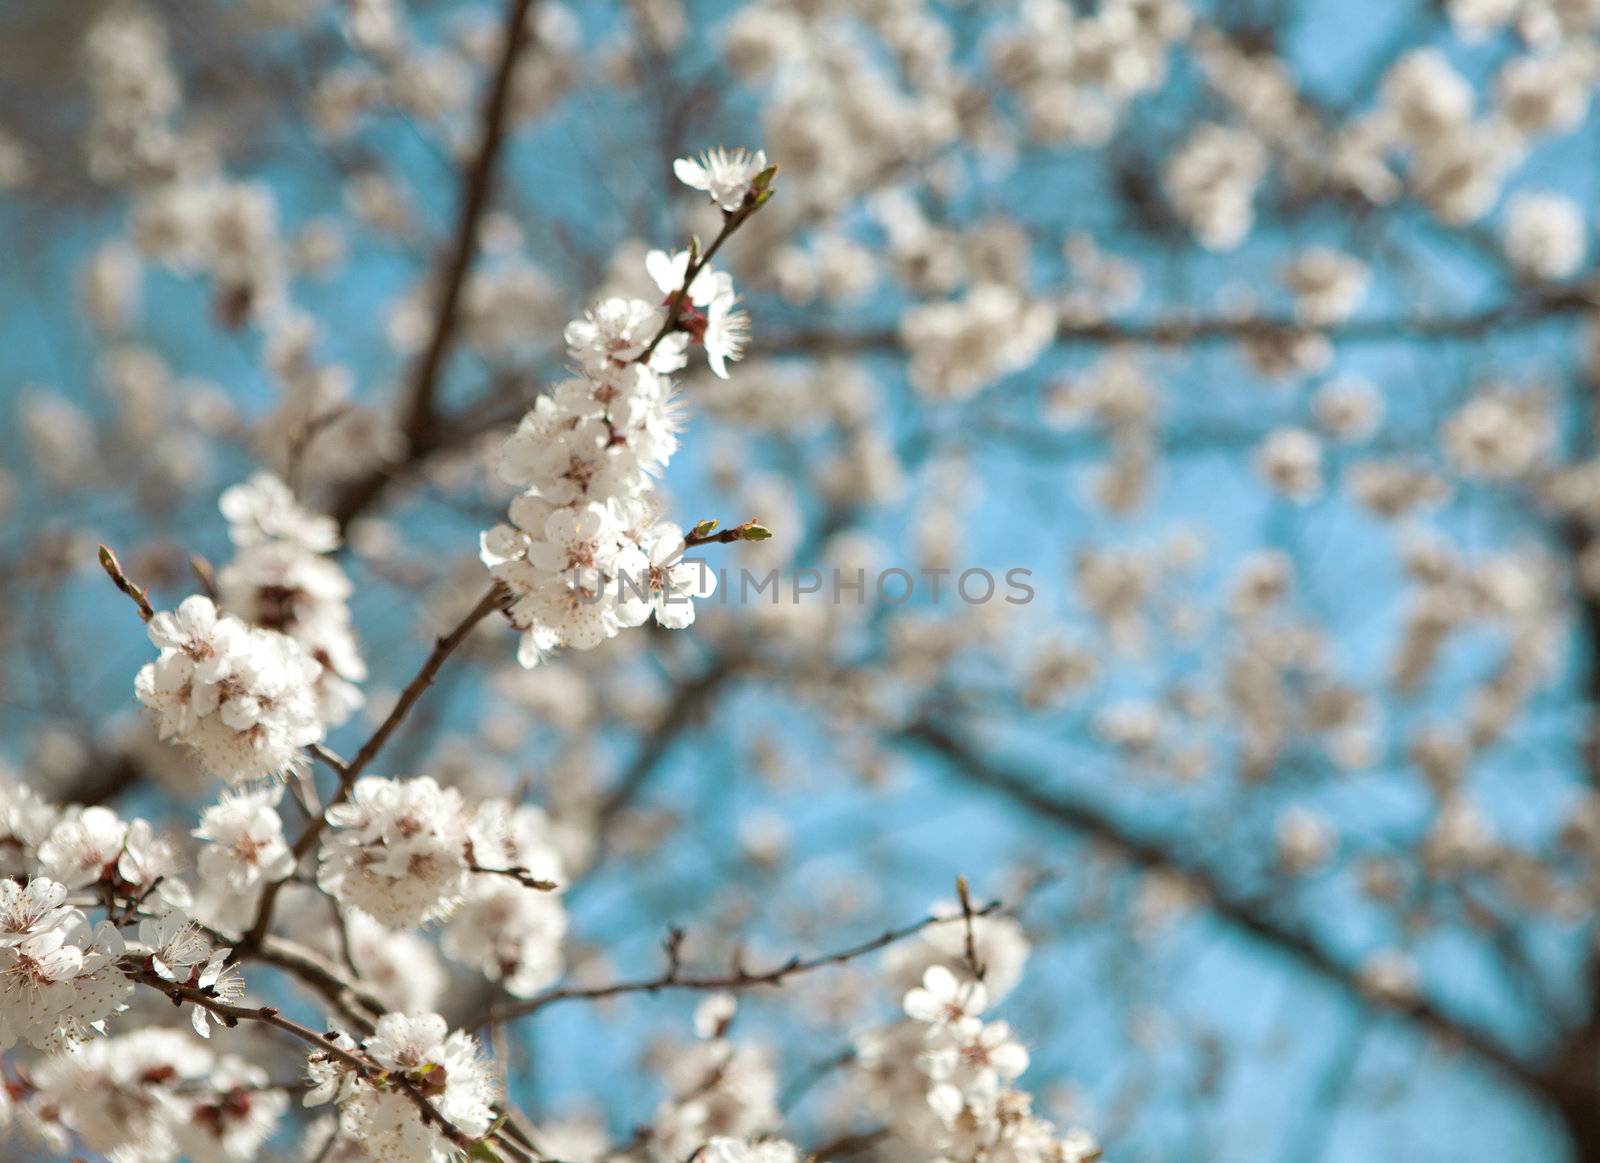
[399,0,538,446]
[125,964,487,1155]
[484,900,1000,1027]
[765,285,1599,357]
[899,719,1546,1092]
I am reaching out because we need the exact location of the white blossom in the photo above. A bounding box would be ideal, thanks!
[674,146,769,211]
[1164,124,1267,251]
[1283,247,1369,325]
[317,776,472,927]
[1503,192,1586,280]
[0,879,129,1052]
[1255,427,1324,502]
[308,1013,496,1163]
[29,1028,214,1160]
[900,283,1056,400]
[485,210,752,667]
[135,596,326,785]
[194,785,296,894]
[441,801,567,996]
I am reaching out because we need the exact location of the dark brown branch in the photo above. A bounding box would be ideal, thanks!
[808,1127,891,1159]
[125,965,483,1154]
[253,934,385,1034]
[343,584,508,783]
[765,285,1599,357]
[326,380,532,530]
[484,900,999,1026]
[469,862,558,892]
[899,720,1546,1092]
[53,749,143,807]
[399,0,538,447]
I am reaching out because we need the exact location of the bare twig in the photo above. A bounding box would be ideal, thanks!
[955,874,988,983]
[98,544,154,623]
[253,934,384,1033]
[189,554,220,604]
[340,583,508,783]
[485,901,1000,1026]
[469,862,559,892]
[399,0,539,446]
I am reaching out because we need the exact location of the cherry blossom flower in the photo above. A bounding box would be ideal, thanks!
[317,776,472,927]
[135,596,325,785]
[673,147,769,211]
[308,1013,496,1163]
[193,786,295,894]
[0,888,129,1052]
[903,964,989,1030]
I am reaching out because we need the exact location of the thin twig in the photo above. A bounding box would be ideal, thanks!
[98,545,154,622]
[400,0,539,446]
[125,965,481,1153]
[955,874,988,983]
[188,554,220,604]
[469,862,559,891]
[639,190,770,364]
[485,901,1000,1026]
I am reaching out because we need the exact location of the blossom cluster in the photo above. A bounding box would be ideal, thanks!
[126,472,364,786]
[859,909,1100,1163]
[134,593,325,785]
[8,0,1600,1156]
[0,776,537,1161]
[306,1012,497,1163]
[481,149,772,666]
[648,994,784,1159]
[314,773,567,996]
[20,1027,284,1162]
[0,878,129,1055]
[217,472,367,726]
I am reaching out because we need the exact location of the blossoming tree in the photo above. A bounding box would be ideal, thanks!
[4,0,1600,1160]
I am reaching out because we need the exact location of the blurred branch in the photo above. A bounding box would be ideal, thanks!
[483,899,1001,1027]
[326,374,533,531]
[594,658,738,829]
[899,719,1545,1092]
[399,0,537,447]
[765,285,1600,357]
